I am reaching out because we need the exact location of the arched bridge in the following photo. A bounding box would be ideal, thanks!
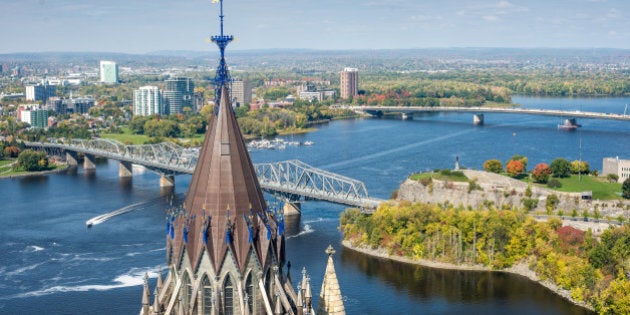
[26,139,381,210]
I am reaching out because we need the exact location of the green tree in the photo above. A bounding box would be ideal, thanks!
[607,174,619,183]
[16,149,49,172]
[622,178,630,199]
[550,158,571,178]
[483,159,503,173]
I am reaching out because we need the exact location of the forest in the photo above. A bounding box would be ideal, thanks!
[340,202,630,314]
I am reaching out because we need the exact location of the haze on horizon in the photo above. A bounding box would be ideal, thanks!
[1,0,629,54]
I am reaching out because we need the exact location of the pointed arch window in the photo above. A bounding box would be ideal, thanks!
[201,275,212,315]
[182,272,192,311]
[246,272,254,313]
[224,275,234,315]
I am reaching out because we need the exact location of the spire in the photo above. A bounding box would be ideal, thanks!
[274,293,284,315]
[211,0,234,106]
[142,273,151,315]
[316,245,346,315]
[152,287,160,315]
[296,284,304,315]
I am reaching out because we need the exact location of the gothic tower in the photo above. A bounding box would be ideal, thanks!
[141,1,345,314]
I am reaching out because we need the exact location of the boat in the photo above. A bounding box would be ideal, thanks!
[303,141,314,146]
[86,219,94,228]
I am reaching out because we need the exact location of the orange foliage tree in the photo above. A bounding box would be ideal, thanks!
[506,159,525,177]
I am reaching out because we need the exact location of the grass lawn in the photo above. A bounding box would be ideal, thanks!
[409,170,469,182]
[0,159,15,167]
[0,163,66,177]
[530,175,622,200]
[100,127,151,145]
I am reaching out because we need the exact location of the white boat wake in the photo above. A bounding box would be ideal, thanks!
[85,202,145,227]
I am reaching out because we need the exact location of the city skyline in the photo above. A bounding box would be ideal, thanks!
[1,0,629,54]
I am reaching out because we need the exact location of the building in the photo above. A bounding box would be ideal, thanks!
[47,96,95,115]
[163,77,194,114]
[298,82,335,102]
[18,105,48,128]
[25,82,56,102]
[133,86,163,116]
[141,2,345,314]
[602,157,630,183]
[231,79,252,106]
[340,67,358,99]
[100,61,118,83]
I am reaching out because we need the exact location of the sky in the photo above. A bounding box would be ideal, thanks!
[1,0,629,54]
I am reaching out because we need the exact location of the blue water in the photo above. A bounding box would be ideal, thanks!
[2,96,629,314]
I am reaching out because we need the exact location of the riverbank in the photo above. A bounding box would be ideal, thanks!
[0,164,70,179]
[342,240,595,312]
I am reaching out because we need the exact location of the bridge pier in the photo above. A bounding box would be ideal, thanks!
[83,154,96,172]
[119,161,133,178]
[283,202,301,216]
[473,114,484,126]
[65,151,78,166]
[160,174,175,188]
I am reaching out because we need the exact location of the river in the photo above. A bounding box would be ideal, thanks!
[1,96,629,314]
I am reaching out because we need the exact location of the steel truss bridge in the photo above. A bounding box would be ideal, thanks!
[26,139,381,210]
[349,105,630,122]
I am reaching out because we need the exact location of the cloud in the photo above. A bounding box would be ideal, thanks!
[483,15,499,21]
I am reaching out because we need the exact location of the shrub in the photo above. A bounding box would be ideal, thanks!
[550,158,571,178]
[548,179,562,188]
[483,159,503,173]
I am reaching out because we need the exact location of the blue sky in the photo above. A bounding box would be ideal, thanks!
[1,0,628,53]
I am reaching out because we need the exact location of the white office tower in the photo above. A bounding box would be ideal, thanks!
[100,61,118,83]
[133,86,163,116]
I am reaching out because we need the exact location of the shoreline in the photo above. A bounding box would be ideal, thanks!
[0,164,70,180]
[341,239,595,312]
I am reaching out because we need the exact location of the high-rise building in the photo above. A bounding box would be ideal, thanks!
[100,61,118,83]
[340,67,358,99]
[19,105,48,128]
[25,82,56,102]
[133,86,163,116]
[140,2,345,314]
[163,77,194,114]
[231,79,252,106]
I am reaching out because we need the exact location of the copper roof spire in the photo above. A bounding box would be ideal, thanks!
[168,85,273,273]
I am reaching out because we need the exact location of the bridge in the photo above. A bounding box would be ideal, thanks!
[25,139,382,211]
[348,105,630,127]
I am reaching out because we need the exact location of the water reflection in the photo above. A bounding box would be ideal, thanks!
[341,247,594,315]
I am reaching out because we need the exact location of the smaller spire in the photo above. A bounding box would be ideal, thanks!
[296,284,304,315]
[152,287,160,315]
[157,270,163,291]
[317,245,345,315]
[305,277,312,312]
[142,273,151,315]
[274,292,284,315]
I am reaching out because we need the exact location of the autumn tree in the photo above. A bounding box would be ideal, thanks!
[16,149,49,172]
[550,158,571,178]
[506,159,525,177]
[531,163,552,183]
[570,160,590,174]
[509,155,528,172]
[483,159,503,173]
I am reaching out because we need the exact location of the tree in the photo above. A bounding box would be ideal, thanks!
[623,178,630,199]
[16,149,48,172]
[509,155,528,172]
[570,160,590,174]
[506,159,524,177]
[531,163,552,183]
[546,194,559,213]
[483,159,503,173]
[607,173,620,183]
[550,158,571,178]
[4,146,20,158]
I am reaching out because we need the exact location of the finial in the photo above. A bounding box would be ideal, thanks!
[325,244,336,257]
